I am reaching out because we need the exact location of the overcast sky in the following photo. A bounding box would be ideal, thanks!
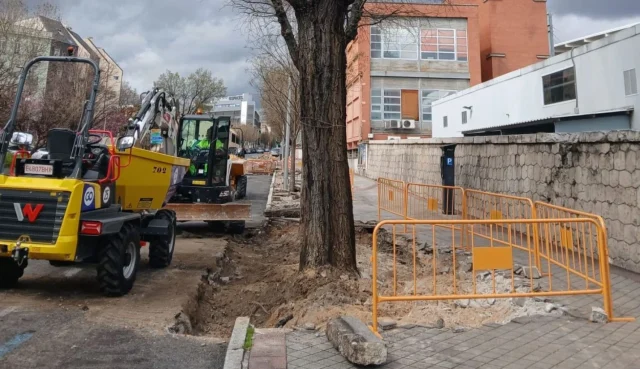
[47,0,640,96]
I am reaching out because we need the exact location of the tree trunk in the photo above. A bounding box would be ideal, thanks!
[296,2,357,273]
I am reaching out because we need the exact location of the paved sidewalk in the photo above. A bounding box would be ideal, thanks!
[284,175,640,369]
[249,329,287,369]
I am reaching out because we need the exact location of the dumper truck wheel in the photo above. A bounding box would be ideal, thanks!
[97,223,141,297]
[236,175,247,199]
[149,210,176,269]
[0,258,25,288]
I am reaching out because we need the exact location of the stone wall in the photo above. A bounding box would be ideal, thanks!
[361,131,640,273]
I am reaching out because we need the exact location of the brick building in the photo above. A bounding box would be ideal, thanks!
[346,0,549,152]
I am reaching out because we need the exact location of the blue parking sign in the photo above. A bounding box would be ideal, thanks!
[446,158,454,166]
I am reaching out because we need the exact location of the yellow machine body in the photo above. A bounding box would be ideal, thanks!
[114,147,190,211]
[0,148,190,262]
[0,175,86,261]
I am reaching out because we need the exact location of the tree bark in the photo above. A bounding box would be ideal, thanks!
[296,1,357,273]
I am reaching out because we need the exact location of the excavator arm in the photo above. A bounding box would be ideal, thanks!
[118,88,178,156]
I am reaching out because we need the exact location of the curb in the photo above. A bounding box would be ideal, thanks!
[223,317,250,369]
[264,172,277,215]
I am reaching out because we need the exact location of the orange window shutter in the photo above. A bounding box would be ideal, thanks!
[401,90,419,120]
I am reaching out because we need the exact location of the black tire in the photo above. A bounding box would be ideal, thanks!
[236,175,248,199]
[149,210,176,269]
[97,223,141,297]
[0,258,25,288]
[227,221,246,235]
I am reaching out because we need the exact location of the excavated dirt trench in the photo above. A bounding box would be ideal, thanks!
[181,221,563,338]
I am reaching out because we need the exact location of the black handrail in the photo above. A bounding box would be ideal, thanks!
[0,56,100,179]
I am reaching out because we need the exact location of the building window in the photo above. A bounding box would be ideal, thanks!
[421,90,455,122]
[14,42,20,54]
[420,29,467,61]
[372,25,467,61]
[371,89,405,120]
[443,116,448,128]
[624,69,637,96]
[462,111,468,124]
[371,26,418,59]
[371,89,382,120]
[542,67,576,105]
[382,90,401,119]
[113,75,119,80]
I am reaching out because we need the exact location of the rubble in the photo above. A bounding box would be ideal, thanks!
[303,322,317,331]
[326,316,387,366]
[265,171,302,218]
[168,312,193,334]
[590,307,608,323]
[377,317,397,331]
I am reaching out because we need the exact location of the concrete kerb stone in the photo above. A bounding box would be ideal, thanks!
[264,172,277,215]
[326,316,388,366]
[223,317,250,369]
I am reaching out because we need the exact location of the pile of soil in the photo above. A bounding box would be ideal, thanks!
[188,222,556,338]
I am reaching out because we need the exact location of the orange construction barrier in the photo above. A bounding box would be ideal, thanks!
[377,177,405,222]
[370,219,632,335]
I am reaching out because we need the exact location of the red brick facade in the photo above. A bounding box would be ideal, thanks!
[346,0,549,150]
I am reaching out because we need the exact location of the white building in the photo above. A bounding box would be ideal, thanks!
[213,94,260,127]
[432,23,640,137]
[84,37,123,104]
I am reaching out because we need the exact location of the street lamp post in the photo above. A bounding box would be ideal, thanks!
[283,76,292,192]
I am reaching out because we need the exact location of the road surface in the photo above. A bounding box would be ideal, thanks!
[0,174,272,369]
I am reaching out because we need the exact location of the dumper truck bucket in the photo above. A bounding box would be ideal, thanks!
[164,202,251,222]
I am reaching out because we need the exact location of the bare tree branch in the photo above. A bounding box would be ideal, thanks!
[269,0,299,66]
[345,0,366,42]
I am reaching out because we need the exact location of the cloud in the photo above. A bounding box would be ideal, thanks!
[548,0,640,20]
[49,0,640,98]
[552,14,640,44]
[56,0,253,95]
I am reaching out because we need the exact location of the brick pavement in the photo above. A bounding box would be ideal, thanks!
[283,175,640,369]
[249,329,287,369]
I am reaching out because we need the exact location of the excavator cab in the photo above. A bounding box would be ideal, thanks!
[177,115,230,186]
[165,114,250,229]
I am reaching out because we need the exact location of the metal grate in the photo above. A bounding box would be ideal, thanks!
[0,189,70,244]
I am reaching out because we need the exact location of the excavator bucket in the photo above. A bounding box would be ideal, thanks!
[164,202,251,222]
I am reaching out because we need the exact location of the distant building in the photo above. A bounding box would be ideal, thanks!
[213,94,260,127]
[433,23,640,137]
[84,37,123,104]
[8,16,82,114]
[345,0,550,151]
[66,28,99,62]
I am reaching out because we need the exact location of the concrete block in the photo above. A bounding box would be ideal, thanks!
[606,130,640,143]
[377,317,397,331]
[626,150,637,171]
[590,307,608,323]
[579,131,607,143]
[614,151,626,171]
[223,317,250,369]
[326,316,387,366]
[624,224,636,244]
[521,266,541,279]
[610,171,620,187]
[223,349,244,369]
[228,317,250,351]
